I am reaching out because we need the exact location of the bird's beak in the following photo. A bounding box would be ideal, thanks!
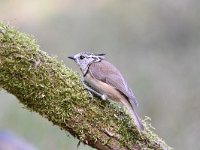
[97,53,106,56]
[68,56,75,60]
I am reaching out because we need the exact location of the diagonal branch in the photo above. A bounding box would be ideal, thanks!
[0,22,171,150]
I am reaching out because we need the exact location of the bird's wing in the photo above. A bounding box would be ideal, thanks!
[89,60,138,107]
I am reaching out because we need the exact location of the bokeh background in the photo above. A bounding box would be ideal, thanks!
[1,0,200,149]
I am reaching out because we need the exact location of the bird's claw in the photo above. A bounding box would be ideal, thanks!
[87,90,94,99]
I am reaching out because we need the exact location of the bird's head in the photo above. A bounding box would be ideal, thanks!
[68,52,105,75]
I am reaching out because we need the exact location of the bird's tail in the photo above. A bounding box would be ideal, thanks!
[121,99,144,131]
[128,107,144,131]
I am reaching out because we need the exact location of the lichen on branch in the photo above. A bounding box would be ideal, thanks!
[0,22,171,150]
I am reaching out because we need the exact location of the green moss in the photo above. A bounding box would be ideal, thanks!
[0,22,172,150]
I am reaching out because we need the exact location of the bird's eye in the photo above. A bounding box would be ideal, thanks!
[80,55,85,60]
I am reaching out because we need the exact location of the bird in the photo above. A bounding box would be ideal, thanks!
[68,52,144,131]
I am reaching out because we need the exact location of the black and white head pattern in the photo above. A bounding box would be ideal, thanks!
[72,52,105,75]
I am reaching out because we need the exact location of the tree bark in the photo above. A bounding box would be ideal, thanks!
[0,22,171,150]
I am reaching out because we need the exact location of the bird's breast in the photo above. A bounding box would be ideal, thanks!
[84,73,126,102]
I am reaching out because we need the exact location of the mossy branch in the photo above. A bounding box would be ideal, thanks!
[0,22,171,150]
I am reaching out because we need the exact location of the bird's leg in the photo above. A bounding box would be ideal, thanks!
[81,79,107,100]
[82,81,102,98]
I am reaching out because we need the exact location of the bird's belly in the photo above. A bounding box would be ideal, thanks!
[84,74,125,102]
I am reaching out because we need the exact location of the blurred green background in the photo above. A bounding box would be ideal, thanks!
[0,0,200,149]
